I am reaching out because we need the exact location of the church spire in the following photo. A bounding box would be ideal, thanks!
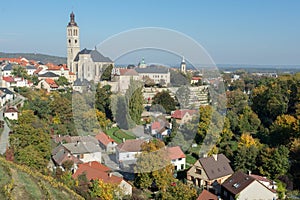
[68,11,77,26]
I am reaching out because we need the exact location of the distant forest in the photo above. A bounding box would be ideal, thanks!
[0,52,66,65]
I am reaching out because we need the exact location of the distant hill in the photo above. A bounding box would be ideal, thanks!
[0,52,66,65]
[0,156,83,200]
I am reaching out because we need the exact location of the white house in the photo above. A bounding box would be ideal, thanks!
[4,106,18,120]
[222,171,277,200]
[26,65,36,75]
[116,139,145,168]
[2,63,14,77]
[111,68,140,93]
[167,146,186,171]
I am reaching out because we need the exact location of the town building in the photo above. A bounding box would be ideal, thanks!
[187,154,234,193]
[66,12,114,82]
[95,132,118,153]
[4,106,18,120]
[221,171,277,200]
[167,146,186,171]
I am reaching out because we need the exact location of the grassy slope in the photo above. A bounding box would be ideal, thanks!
[0,157,83,200]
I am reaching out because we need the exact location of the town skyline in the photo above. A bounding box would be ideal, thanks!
[1,0,300,65]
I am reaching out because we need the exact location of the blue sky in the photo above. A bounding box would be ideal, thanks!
[0,0,300,65]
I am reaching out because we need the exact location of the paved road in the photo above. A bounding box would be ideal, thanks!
[0,110,10,154]
[0,94,26,155]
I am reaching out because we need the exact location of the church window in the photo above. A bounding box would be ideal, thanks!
[75,39,77,44]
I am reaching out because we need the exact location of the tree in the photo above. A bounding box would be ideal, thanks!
[11,65,29,79]
[143,76,155,87]
[175,85,190,109]
[134,139,173,191]
[89,179,119,200]
[95,84,113,120]
[269,114,299,146]
[9,110,51,171]
[126,79,144,125]
[101,64,113,81]
[96,109,111,130]
[55,76,70,86]
[115,95,134,130]
[152,90,176,114]
[258,146,290,179]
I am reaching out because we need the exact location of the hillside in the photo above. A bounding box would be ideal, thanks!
[0,157,83,200]
[0,52,66,65]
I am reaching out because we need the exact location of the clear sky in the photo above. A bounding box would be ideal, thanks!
[0,0,300,65]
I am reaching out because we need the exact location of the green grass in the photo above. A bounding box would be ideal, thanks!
[186,154,197,166]
[15,171,43,200]
[106,127,136,143]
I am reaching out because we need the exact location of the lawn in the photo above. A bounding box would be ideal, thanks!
[186,154,197,166]
[106,127,136,143]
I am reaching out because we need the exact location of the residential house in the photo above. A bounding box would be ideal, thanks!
[51,144,83,171]
[187,154,234,193]
[167,146,186,171]
[72,161,132,197]
[197,189,218,200]
[2,63,14,77]
[2,77,33,88]
[95,132,118,153]
[116,139,145,169]
[25,65,36,75]
[59,141,102,163]
[191,76,201,85]
[221,171,277,200]
[147,118,171,138]
[171,109,197,124]
[250,174,277,195]
[4,106,18,120]
[0,88,15,104]
[37,79,59,92]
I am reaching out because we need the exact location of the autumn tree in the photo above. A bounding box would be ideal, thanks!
[9,110,51,171]
[89,179,120,200]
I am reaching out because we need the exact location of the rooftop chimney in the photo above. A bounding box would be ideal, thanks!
[212,154,218,161]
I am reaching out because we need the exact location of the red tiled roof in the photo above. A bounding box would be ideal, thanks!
[4,106,18,113]
[72,162,123,184]
[119,68,138,76]
[167,146,186,160]
[2,76,15,83]
[171,109,197,119]
[192,77,201,80]
[95,132,116,146]
[34,67,43,74]
[69,71,75,75]
[151,121,161,130]
[45,78,58,88]
[46,63,69,71]
[197,189,218,200]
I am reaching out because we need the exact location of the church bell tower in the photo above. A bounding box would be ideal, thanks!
[67,12,80,73]
[180,56,186,74]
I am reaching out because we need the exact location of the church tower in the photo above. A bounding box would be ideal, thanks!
[180,56,186,74]
[67,12,80,73]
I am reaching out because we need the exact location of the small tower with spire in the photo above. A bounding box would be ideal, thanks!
[180,56,186,74]
[67,12,80,74]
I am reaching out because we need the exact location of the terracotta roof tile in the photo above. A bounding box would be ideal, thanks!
[171,109,197,119]
[197,189,218,200]
[116,139,145,152]
[95,132,116,146]
[167,146,185,160]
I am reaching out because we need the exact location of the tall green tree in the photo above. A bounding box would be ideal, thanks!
[175,85,190,109]
[125,79,144,125]
[101,64,113,81]
[95,84,113,120]
[152,90,176,114]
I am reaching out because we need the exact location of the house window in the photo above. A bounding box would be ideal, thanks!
[196,168,202,174]
[178,158,182,161]
[181,164,184,169]
[174,166,177,170]
[80,154,84,159]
